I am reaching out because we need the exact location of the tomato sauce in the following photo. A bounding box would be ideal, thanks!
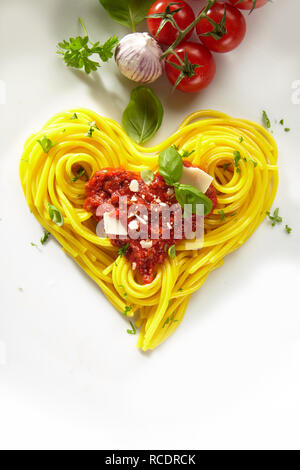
[84,163,217,284]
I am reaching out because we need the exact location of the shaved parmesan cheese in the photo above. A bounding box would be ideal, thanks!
[103,212,127,236]
[140,240,153,249]
[179,166,213,194]
[135,214,147,225]
[175,236,204,251]
[129,179,139,192]
[182,237,204,250]
[132,262,137,271]
[128,219,139,230]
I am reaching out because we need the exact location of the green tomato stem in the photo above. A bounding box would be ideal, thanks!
[161,0,217,59]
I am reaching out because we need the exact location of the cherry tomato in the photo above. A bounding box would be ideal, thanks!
[147,0,195,46]
[228,0,268,10]
[165,42,216,93]
[196,2,246,53]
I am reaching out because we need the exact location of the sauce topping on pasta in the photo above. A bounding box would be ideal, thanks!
[84,163,217,284]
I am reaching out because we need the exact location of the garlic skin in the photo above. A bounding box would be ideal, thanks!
[115,33,164,84]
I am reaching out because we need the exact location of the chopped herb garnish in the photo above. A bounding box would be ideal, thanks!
[162,313,178,328]
[71,167,86,182]
[181,149,195,158]
[219,210,226,222]
[86,121,99,137]
[71,113,78,120]
[30,242,38,248]
[239,136,244,143]
[168,244,176,260]
[279,119,284,125]
[124,305,132,316]
[284,128,290,132]
[41,231,50,245]
[48,204,64,227]
[262,110,271,129]
[223,162,231,171]
[250,160,258,168]
[285,225,292,234]
[127,321,136,335]
[233,151,241,174]
[118,243,130,257]
[266,208,282,227]
[37,136,57,153]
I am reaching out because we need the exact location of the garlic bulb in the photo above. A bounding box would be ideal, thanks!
[115,33,164,84]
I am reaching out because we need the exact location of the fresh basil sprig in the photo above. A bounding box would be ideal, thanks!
[48,204,64,227]
[158,146,213,216]
[158,146,183,186]
[99,0,154,32]
[174,183,212,216]
[122,87,163,144]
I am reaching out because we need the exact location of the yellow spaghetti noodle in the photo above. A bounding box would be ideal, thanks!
[19,109,278,351]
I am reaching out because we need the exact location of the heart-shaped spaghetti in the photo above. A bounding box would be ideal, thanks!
[20,109,278,350]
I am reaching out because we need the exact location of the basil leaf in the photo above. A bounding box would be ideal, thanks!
[141,169,154,185]
[99,0,154,32]
[174,184,213,216]
[122,87,163,144]
[48,204,64,227]
[158,146,183,186]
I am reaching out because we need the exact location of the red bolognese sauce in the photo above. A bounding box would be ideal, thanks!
[84,163,217,284]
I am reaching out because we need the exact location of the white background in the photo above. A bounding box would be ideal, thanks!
[0,0,300,450]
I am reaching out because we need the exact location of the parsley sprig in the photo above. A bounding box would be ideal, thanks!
[57,18,118,74]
